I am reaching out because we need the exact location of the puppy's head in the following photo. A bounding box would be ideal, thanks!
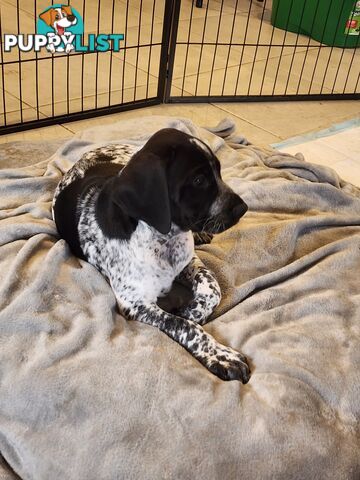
[111,128,247,235]
[40,6,77,33]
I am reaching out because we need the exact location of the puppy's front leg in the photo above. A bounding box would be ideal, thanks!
[175,255,221,325]
[120,300,250,383]
[193,232,213,245]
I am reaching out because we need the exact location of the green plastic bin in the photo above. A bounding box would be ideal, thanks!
[271,0,360,48]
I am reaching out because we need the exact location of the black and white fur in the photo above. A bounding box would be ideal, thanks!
[53,128,250,382]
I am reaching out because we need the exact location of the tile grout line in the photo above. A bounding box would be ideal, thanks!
[3,83,160,117]
[272,118,360,149]
[59,124,76,134]
[211,103,282,140]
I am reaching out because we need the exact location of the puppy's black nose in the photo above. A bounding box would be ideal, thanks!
[229,193,248,221]
[68,14,76,21]
[231,199,248,219]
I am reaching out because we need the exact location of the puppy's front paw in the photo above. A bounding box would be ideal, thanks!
[207,349,250,383]
[65,43,74,53]
[193,232,214,245]
[47,44,56,54]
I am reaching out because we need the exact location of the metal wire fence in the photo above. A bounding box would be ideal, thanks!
[168,0,360,102]
[0,0,359,134]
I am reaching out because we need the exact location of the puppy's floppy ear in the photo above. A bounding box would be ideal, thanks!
[62,5,73,16]
[112,152,171,234]
[39,8,54,26]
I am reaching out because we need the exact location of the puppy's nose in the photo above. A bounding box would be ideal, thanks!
[229,194,248,219]
[67,14,76,21]
[232,201,248,219]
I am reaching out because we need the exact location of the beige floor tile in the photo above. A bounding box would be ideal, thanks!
[228,44,320,66]
[220,0,274,15]
[38,82,160,117]
[3,0,165,31]
[0,106,46,126]
[63,102,282,146]
[3,0,35,16]
[3,0,59,17]
[292,48,360,95]
[1,1,38,64]
[172,2,322,80]
[2,51,158,110]
[1,1,35,35]
[216,101,360,139]
[4,0,258,24]
[178,0,255,21]
[128,43,256,80]
[331,158,360,187]
[117,0,165,17]
[177,8,319,48]
[171,49,332,96]
[175,0,320,69]
[279,141,351,167]
[169,2,356,97]
[0,124,72,144]
[316,127,360,160]
[0,90,43,125]
[0,89,31,114]
[80,0,164,34]
[277,124,360,187]
[127,45,321,88]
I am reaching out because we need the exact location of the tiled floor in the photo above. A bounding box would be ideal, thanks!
[275,122,360,187]
[1,0,359,124]
[0,0,359,186]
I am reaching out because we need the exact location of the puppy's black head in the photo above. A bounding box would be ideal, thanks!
[110,128,247,235]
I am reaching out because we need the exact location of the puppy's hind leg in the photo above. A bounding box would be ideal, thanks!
[120,300,250,383]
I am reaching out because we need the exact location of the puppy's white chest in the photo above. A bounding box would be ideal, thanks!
[158,230,194,276]
[134,226,194,300]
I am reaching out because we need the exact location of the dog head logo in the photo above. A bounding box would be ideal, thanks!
[4,5,122,54]
[37,4,83,53]
[40,5,77,35]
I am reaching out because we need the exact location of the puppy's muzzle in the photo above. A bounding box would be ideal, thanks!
[204,191,248,234]
[228,192,248,222]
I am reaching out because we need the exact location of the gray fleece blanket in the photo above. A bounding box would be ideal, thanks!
[0,116,360,480]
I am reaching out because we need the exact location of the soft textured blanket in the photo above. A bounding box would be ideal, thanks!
[0,116,359,480]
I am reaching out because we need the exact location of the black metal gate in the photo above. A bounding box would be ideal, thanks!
[166,0,360,103]
[1,0,359,135]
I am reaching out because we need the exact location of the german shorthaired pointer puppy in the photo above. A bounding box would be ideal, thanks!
[53,128,250,382]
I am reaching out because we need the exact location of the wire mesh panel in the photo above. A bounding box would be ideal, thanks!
[0,0,168,133]
[168,0,360,101]
[1,0,359,133]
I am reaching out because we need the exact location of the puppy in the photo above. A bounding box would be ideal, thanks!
[53,128,250,382]
[39,5,77,53]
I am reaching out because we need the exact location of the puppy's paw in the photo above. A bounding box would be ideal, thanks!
[47,44,56,54]
[65,43,74,53]
[193,232,214,245]
[207,349,250,383]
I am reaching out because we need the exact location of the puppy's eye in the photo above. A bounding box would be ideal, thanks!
[193,175,206,187]
[55,14,60,19]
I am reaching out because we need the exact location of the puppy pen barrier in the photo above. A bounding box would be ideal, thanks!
[0,0,359,134]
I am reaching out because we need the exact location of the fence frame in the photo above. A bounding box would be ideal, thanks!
[0,0,359,135]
